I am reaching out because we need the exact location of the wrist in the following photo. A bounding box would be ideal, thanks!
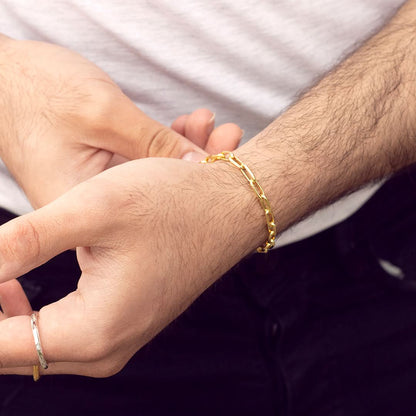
[234,126,341,236]
[234,135,301,236]
[199,158,267,260]
[202,152,276,253]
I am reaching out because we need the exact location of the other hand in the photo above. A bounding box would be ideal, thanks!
[0,36,242,207]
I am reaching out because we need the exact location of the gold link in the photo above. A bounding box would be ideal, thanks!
[252,182,265,200]
[229,156,244,169]
[202,151,277,253]
[202,155,217,163]
[241,164,255,179]
[241,169,252,183]
[268,219,275,227]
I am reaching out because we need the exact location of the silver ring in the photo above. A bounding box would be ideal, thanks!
[30,313,48,370]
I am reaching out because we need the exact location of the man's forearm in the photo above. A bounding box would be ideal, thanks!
[236,0,416,241]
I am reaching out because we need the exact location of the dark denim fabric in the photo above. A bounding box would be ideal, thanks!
[0,166,416,415]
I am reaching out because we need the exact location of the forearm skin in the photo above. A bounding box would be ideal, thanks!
[236,0,416,246]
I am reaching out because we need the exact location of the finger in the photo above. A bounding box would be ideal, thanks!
[0,363,92,377]
[90,97,206,160]
[0,295,128,377]
[0,339,131,377]
[106,153,129,169]
[0,297,78,369]
[0,366,33,375]
[0,354,122,377]
[0,180,107,281]
[205,123,243,154]
[0,314,41,367]
[171,114,189,136]
[0,360,111,377]
[183,108,215,149]
[0,280,32,317]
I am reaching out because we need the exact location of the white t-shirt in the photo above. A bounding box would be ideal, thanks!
[0,0,405,246]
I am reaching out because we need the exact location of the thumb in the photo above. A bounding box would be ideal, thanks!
[93,98,207,160]
[0,181,103,282]
[0,279,32,318]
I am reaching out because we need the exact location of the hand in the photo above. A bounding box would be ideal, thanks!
[0,36,242,208]
[0,156,262,377]
[171,109,243,156]
[107,108,243,167]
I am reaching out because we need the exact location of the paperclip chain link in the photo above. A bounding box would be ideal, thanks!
[202,151,277,253]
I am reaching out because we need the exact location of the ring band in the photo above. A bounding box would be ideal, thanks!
[31,313,48,373]
[32,365,40,382]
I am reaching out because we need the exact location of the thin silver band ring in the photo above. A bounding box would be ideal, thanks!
[30,313,48,370]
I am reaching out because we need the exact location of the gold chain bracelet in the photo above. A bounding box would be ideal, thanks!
[201,151,277,253]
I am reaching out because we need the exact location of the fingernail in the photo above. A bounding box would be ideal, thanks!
[205,113,216,137]
[182,152,206,162]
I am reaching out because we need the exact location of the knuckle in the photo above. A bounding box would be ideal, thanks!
[78,177,123,222]
[91,358,127,378]
[1,217,41,265]
[146,127,182,158]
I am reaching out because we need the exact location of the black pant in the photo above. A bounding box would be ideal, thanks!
[1,167,416,415]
